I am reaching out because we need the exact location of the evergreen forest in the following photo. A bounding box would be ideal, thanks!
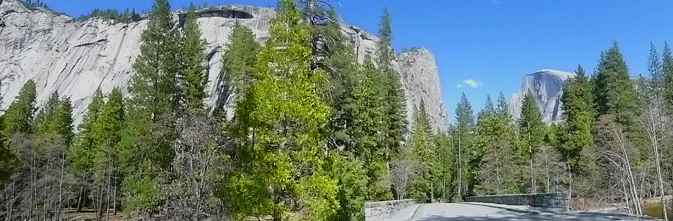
[3,0,673,220]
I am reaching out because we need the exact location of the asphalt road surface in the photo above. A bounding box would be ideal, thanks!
[389,202,660,221]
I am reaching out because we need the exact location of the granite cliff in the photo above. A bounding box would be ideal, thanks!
[509,69,575,123]
[0,0,448,131]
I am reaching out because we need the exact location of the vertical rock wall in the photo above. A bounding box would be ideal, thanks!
[0,0,448,131]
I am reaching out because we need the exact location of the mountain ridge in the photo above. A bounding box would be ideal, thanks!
[0,0,449,132]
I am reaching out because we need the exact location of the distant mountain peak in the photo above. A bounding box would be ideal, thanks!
[510,69,576,123]
[529,69,575,79]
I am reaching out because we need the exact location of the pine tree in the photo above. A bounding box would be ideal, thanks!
[493,92,521,193]
[69,89,104,212]
[34,91,60,132]
[3,80,37,136]
[180,3,207,110]
[407,101,434,202]
[54,97,74,146]
[0,81,19,183]
[91,88,124,218]
[117,0,181,213]
[32,92,73,147]
[559,65,595,205]
[472,96,497,194]
[221,21,260,107]
[648,43,664,94]
[377,8,408,161]
[592,41,638,128]
[663,42,673,111]
[226,0,338,219]
[560,65,594,172]
[432,132,454,200]
[518,92,545,193]
[299,2,372,217]
[454,93,474,198]
[351,57,390,200]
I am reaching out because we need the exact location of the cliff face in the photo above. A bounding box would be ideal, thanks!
[509,69,575,123]
[397,49,449,132]
[0,0,448,131]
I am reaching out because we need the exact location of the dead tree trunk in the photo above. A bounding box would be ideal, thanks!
[105,162,112,221]
[568,168,572,211]
[57,152,65,221]
[6,180,14,221]
[112,175,117,216]
[28,149,35,220]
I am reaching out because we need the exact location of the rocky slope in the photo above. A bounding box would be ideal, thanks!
[509,69,575,123]
[0,0,448,131]
[398,48,448,132]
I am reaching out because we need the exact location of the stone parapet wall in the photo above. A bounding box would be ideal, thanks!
[465,193,568,210]
[365,199,416,221]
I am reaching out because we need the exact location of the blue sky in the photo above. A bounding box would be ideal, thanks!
[40,0,673,122]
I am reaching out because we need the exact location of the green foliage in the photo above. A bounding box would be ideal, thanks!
[351,57,391,201]
[376,8,394,70]
[0,133,18,183]
[180,5,208,110]
[226,0,339,219]
[377,8,408,162]
[471,96,495,194]
[592,41,638,128]
[407,101,435,203]
[19,0,49,10]
[3,80,37,136]
[118,0,181,212]
[89,88,125,215]
[560,65,594,173]
[69,89,104,175]
[662,42,673,112]
[326,153,367,221]
[647,43,664,94]
[518,92,545,160]
[221,21,260,104]
[34,91,60,131]
[454,93,474,198]
[0,83,19,183]
[34,93,74,146]
[75,8,143,23]
[472,94,522,195]
[517,92,545,193]
[92,89,125,171]
[432,132,454,200]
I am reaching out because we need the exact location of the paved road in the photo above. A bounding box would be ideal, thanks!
[386,202,659,221]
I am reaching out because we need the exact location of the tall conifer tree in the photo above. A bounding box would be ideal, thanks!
[407,100,434,202]
[377,8,408,161]
[352,57,390,200]
[0,81,18,183]
[592,42,638,128]
[117,0,181,212]
[180,3,207,110]
[662,42,673,111]
[3,80,37,136]
[518,92,545,193]
[560,65,594,173]
[226,1,338,219]
[454,93,474,198]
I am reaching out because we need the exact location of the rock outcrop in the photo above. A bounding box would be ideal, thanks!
[509,69,575,123]
[0,0,448,131]
[398,48,449,132]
